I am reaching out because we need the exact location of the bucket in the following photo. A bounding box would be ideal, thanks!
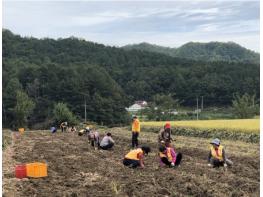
[15,164,27,179]
[18,128,25,135]
[26,162,47,178]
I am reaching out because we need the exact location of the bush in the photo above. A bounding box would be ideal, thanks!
[53,102,78,125]
[14,90,35,128]
[232,93,259,118]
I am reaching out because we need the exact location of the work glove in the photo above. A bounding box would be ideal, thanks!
[208,163,212,167]
[224,163,228,168]
[171,163,175,167]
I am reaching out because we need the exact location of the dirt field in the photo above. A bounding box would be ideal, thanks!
[3,128,259,197]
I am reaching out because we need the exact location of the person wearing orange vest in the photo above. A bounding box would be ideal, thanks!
[131,116,140,148]
[159,145,182,167]
[123,146,151,168]
[208,138,233,168]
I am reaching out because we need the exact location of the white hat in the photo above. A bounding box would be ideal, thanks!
[210,138,220,146]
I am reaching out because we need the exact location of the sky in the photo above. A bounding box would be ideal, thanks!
[2,0,260,52]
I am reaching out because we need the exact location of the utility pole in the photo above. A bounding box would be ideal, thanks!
[3,103,6,124]
[201,96,203,110]
[196,97,199,120]
[84,97,87,123]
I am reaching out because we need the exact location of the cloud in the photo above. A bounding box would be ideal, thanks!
[2,1,260,52]
[70,16,119,27]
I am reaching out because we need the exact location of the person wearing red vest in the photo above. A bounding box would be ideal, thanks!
[159,145,182,167]
[158,122,173,144]
[131,116,140,148]
[208,138,233,168]
[123,146,151,168]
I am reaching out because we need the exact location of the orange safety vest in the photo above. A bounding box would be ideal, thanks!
[132,119,140,132]
[166,147,173,162]
[125,148,143,160]
[211,145,224,161]
[159,147,173,162]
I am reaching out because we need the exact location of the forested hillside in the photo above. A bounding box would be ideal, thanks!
[123,42,260,64]
[2,29,260,127]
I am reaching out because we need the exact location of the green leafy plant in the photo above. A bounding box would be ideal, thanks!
[53,102,78,125]
[14,90,35,128]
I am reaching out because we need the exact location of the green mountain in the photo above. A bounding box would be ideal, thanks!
[123,42,260,64]
[123,42,177,57]
[3,29,260,127]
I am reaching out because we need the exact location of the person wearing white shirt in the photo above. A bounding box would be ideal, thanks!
[100,133,115,150]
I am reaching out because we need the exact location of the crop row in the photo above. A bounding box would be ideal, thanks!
[141,126,259,143]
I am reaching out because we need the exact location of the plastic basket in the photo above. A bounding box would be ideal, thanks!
[26,162,47,178]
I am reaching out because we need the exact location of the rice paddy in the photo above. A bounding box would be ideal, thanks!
[141,119,260,133]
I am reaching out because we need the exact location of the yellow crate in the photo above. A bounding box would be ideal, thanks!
[26,162,47,178]
[18,128,25,134]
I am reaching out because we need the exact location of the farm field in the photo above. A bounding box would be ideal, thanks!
[3,128,259,197]
[142,119,260,133]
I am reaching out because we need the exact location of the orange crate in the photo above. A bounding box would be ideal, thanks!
[26,162,47,178]
[18,128,25,134]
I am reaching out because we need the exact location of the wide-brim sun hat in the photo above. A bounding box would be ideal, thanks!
[210,138,220,146]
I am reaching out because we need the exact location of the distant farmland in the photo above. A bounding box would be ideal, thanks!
[141,119,260,143]
[141,119,260,133]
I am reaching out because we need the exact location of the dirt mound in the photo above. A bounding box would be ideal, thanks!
[3,129,259,196]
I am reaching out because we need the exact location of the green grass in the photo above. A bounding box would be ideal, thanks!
[2,130,12,150]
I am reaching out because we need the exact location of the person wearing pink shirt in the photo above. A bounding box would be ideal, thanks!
[159,145,182,167]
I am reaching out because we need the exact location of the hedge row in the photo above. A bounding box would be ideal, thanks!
[141,126,259,143]
[2,130,12,149]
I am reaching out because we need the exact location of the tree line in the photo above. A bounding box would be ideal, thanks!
[2,29,260,128]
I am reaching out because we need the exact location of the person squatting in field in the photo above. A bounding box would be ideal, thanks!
[158,122,173,145]
[78,129,85,136]
[123,146,151,168]
[78,126,91,136]
[100,132,115,150]
[159,141,182,168]
[131,116,140,148]
[70,126,77,133]
[208,138,233,168]
[51,126,57,133]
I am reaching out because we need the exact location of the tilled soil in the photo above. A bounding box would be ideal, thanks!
[3,128,259,197]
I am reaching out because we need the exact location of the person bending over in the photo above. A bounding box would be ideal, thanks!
[123,146,151,168]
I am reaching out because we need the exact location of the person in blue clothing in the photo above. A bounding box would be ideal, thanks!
[51,126,57,133]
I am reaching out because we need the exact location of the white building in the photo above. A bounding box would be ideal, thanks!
[126,101,148,112]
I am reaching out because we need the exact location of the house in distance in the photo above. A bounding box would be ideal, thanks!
[126,101,148,113]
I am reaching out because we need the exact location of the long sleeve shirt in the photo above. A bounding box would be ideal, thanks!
[100,136,115,147]
[160,147,177,165]
[158,128,172,142]
[170,148,177,163]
